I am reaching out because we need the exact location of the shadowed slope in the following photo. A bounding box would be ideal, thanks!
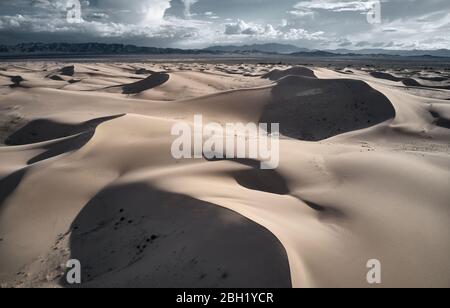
[65,183,292,288]
[370,71,450,90]
[430,111,450,129]
[27,131,95,165]
[260,75,396,140]
[122,73,170,94]
[0,168,27,208]
[6,115,124,146]
[263,66,317,81]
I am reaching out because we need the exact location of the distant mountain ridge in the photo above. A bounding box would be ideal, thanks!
[204,43,309,54]
[0,42,206,55]
[1,42,449,58]
[329,48,450,58]
[203,43,450,57]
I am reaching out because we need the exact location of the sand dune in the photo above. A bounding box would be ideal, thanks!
[5,115,124,146]
[371,71,450,90]
[121,73,170,94]
[263,66,317,80]
[261,75,396,140]
[65,183,291,288]
[0,62,449,288]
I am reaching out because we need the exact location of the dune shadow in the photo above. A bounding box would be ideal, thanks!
[0,168,27,208]
[5,114,124,146]
[60,65,75,77]
[9,76,24,88]
[218,159,290,196]
[202,157,289,195]
[419,76,448,82]
[205,157,347,222]
[63,183,292,288]
[233,168,290,196]
[301,199,346,221]
[370,71,450,90]
[370,71,403,82]
[122,73,170,94]
[48,75,65,81]
[262,66,317,81]
[430,111,450,129]
[135,68,156,75]
[27,130,95,165]
[260,75,396,141]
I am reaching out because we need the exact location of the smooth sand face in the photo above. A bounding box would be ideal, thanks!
[0,61,449,288]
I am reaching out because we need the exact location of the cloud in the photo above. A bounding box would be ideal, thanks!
[289,9,314,17]
[225,19,261,35]
[0,1,211,46]
[204,11,220,19]
[223,19,324,44]
[143,0,172,24]
[283,28,324,40]
[224,20,284,39]
[0,0,449,49]
[181,0,199,18]
[293,0,376,13]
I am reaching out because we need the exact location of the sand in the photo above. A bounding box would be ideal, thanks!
[0,61,449,288]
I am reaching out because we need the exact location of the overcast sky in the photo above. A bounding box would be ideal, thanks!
[0,0,449,49]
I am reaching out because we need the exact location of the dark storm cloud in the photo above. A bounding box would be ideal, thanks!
[0,0,448,49]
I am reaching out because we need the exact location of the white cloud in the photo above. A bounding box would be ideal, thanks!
[1,0,449,49]
[283,28,324,40]
[223,19,324,43]
[289,10,314,17]
[141,0,172,24]
[224,19,262,35]
[204,11,220,19]
[293,1,376,13]
[181,0,199,18]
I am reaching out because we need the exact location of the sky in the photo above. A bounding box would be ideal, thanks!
[0,0,449,50]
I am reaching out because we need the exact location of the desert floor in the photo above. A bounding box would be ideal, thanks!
[0,60,449,287]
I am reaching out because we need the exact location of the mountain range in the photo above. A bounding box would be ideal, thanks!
[1,42,450,58]
[206,43,450,57]
[203,43,309,54]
